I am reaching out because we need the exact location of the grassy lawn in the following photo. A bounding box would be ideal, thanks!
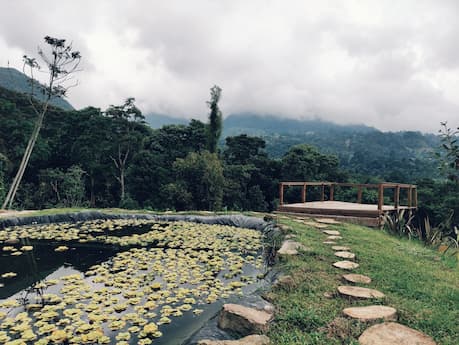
[267,217,458,345]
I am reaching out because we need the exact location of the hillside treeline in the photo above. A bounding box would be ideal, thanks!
[0,86,457,231]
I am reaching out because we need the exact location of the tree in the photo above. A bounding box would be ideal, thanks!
[437,122,459,183]
[223,134,267,165]
[206,85,223,153]
[173,151,224,210]
[2,36,81,209]
[105,98,145,202]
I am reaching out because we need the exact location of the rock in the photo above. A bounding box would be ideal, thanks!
[4,238,20,244]
[315,218,341,224]
[323,291,334,298]
[342,273,371,284]
[359,322,436,345]
[285,234,296,239]
[198,335,271,345]
[333,261,359,270]
[334,251,355,259]
[327,235,342,240]
[277,240,307,255]
[273,275,295,290]
[218,304,272,336]
[337,285,385,299]
[332,246,350,251]
[323,230,341,236]
[343,305,397,322]
[323,241,336,244]
[277,224,292,233]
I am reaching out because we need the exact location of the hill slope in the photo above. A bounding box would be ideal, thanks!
[0,67,73,110]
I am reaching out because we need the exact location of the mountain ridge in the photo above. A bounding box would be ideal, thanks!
[0,67,74,110]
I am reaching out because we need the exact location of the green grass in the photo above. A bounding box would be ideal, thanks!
[268,218,458,345]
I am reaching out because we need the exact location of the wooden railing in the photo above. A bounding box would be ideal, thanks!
[279,181,417,214]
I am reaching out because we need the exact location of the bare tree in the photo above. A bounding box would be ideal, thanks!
[1,36,81,210]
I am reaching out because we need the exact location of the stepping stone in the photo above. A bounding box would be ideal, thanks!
[342,273,371,284]
[359,322,436,345]
[333,261,359,270]
[332,246,350,251]
[337,285,385,299]
[198,335,271,345]
[334,251,356,259]
[327,235,342,240]
[323,230,341,236]
[277,240,308,255]
[323,241,336,244]
[343,305,397,322]
[218,304,273,336]
[315,218,341,224]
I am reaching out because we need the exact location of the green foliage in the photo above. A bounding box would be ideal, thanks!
[206,85,222,153]
[437,122,459,183]
[37,165,86,208]
[173,151,224,210]
[281,144,344,182]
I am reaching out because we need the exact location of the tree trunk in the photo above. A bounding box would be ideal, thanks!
[90,175,95,207]
[120,168,125,201]
[2,107,47,209]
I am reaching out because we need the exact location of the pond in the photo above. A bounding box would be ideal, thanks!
[0,219,267,344]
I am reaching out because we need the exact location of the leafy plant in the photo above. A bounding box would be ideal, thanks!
[383,209,416,238]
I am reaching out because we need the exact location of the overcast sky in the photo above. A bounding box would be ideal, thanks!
[1,0,458,132]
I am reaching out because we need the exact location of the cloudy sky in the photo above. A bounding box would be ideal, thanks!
[0,0,458,132]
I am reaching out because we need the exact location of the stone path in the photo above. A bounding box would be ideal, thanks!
[316,222,437,344]
[333,260,359,270]
[337,285,385,299]
[342,306,397,322]
[334,251,356,259]
[342,273,371,284]
[359,322,436,345]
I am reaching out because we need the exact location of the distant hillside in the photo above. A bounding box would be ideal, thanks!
[145,113,189,128]
[0,67,73,110]
[222,113,377,136]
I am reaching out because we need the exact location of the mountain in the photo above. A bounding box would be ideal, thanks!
[0,67,73,110]
[222,113,377,137]
[144,113,189,128]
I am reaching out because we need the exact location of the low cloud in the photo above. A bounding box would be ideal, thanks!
[0,0,458,132]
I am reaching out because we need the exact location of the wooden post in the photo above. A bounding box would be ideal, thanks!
[279,183,284,206]
[357,186,362,204]
[414,187,418,208]
[394,186,400,209]
[330,184,334,201]
[301,183,306,203]
[407,187,412,208]
[320,184,325,201]
[378,184,384,213]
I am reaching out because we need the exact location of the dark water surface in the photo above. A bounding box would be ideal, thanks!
[0,222,266,344]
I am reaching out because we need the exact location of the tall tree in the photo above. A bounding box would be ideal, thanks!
[206,85,223,153]
[105,97,145,202]
[2,36,81,209]
[437,121,459,184]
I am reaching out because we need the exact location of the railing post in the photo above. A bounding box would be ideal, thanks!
[301,183,306,203]
[357,186,362,204]
[320,184,325,201]
[378,184,384,213]
[330,184,334,201]
[279,183,284,206]
[394,185,400,209]
[408,186,412,208]
[414,187,418,208]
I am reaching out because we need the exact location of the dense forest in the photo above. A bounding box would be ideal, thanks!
[0,81,458,235]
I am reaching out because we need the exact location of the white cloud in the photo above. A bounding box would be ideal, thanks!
[0,0,458,132]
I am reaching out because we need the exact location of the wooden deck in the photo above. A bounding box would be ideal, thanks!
[278,201,412,217]
[277,181,418,227]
